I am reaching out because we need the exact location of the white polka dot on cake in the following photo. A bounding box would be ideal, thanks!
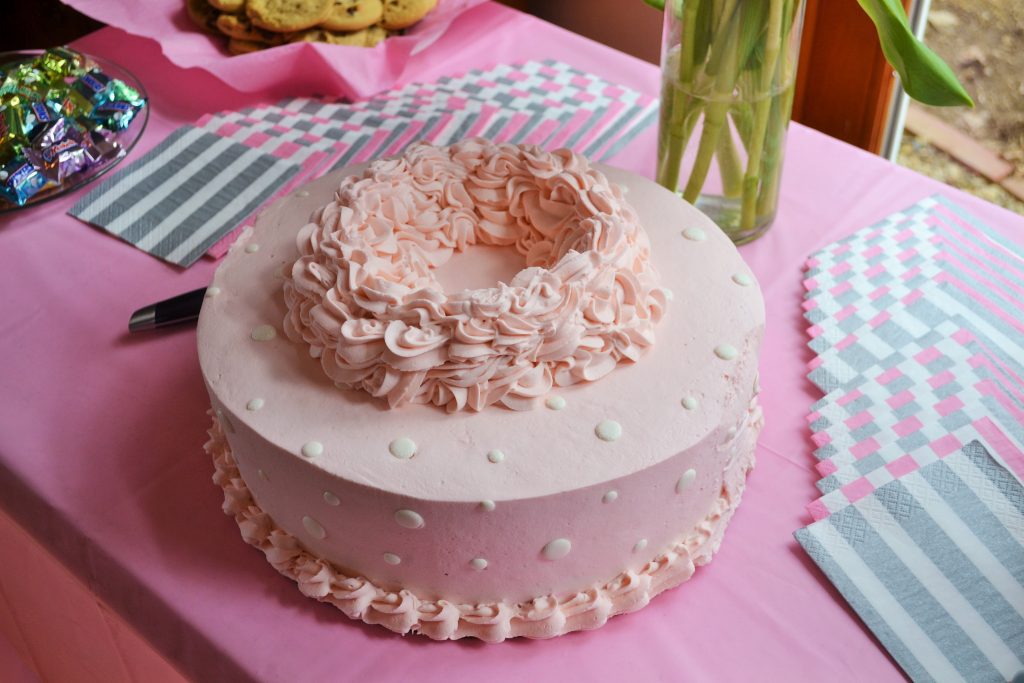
[322,491,340,506]
[383,552,401,565]
[469,557,488,571]
[302,515,326,540]
[205,286,220,298]
[633,538,648,553]
[602,490,618,504]
[301,441,323,458]
[479,500,496,512]
[486,449,505,464]
[732,272,753,287]
[681,396,699,410]
[676,468,697,494]
[595,419,622,442]
[246,398,264,411]
[682,227,707,242]
[244,243,260,254]
[388,437,416,459]
[250,324,276,342]
[663,288,674,301]
[714,344,738,360]
[394,509,425,529]
[541,538,572,561]
[296,190,310,198]
[545,396,566,411]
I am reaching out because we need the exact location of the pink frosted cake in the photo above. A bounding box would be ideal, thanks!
[198,139,764,641]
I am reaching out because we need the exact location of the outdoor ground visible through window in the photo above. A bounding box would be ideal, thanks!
[898,0,1024,215]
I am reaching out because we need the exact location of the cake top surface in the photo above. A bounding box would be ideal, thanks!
[281,140,668,413]
[197,143,764,501]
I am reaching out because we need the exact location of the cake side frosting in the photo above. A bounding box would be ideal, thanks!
[282,139,668,413]
[207,392,761,642]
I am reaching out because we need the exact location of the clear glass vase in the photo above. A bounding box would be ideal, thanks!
[656,0,807,244]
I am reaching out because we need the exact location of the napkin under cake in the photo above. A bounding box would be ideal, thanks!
[198,139,764,640]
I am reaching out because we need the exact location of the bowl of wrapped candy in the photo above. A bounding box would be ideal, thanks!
[0,47,148,212]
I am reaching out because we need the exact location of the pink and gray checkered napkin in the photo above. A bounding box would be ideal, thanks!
[67,60,657,267]
[794,195,1024,682]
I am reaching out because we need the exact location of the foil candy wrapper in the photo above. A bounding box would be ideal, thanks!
[0,47,146,207]
[0,157,53,205]
[108,79,144,107]
[1,65,47,97]
[82,129,122,165]
[1,96,34,141]
[38,47,85,81]
[68,69,113,116]
[90,100,139,130]
[30,138,88,182]
[33,116,67,148]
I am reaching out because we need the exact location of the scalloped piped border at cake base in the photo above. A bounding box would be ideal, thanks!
[204,408,760,642]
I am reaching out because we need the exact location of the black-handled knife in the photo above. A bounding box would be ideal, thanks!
[128,287,207,332]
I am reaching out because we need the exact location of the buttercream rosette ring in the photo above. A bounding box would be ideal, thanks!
[283,139,669,412]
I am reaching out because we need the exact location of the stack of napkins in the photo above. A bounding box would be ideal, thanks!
[68,60,658,267]
[795,195,1024,682]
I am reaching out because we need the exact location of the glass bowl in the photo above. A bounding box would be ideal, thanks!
[0,49,149,214]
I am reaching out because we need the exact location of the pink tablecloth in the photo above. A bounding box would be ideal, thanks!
[1,4,1021,681]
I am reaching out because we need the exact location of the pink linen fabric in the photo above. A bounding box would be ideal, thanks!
[59,0,487,100]
[2,4,1023,681]
[0,508,188,682]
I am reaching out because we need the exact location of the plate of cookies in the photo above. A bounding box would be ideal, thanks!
[186,0,437,54]
[63,0,486,98]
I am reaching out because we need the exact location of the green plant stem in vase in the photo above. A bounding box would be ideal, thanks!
[647,0,973,245]
[656,0,805,244]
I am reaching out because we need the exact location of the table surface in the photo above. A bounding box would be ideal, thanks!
[2,4,1022,682]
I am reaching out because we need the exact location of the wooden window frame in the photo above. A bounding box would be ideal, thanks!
[792,0,914,153]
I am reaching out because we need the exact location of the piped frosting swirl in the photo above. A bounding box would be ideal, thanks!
[205,397,761,641]
[282,139,668,412]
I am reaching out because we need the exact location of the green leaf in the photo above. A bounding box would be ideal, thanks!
[692,0,714,69]
[781,0,798,43]
[644,0,686,20]
[704,0,741,76]
[857,0,973,106]
[737,0,768,73]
